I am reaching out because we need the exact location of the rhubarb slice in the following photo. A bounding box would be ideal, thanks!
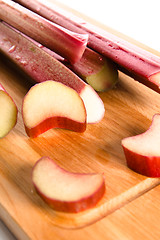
[0,22,105,123]
[22,80,86,137]
[0,83,17,138]
[16,0,160,93]
[32,156,105,213]
[122,114,160,177]
[0,0,88,64]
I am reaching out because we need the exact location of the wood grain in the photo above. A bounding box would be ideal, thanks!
[0,1,160,239]
[103,184,160,240]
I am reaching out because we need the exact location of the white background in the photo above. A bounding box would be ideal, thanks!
[0,0,159,239]
[57,0,160,51]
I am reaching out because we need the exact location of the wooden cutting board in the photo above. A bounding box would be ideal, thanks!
[0,1,160,239]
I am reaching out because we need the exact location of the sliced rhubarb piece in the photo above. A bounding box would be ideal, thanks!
[0,22,105,123]
[122,114,160,177]
[22,80,86,137]
[0,83,17,138]
[32,156,105,213]
[0,0,88,64]
[16,0,160,93]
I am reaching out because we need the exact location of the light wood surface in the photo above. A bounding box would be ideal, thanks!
[0,1,160,239]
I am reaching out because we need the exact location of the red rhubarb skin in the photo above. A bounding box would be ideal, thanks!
[18,0,160,92]
[70,47,107,76]
[0,22,105,124]
[0,22,85,94]
[32,157,105,213]
[0,0,88,64]
[24,116,86,138]
[123,147,160,177]
[35,180,105,213]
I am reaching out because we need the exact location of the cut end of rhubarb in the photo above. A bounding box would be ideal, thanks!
[70,48,118,92]
[22,80,86,137]
[80,85,105,123]
[85,59,118,92]
[0,88,17,138]
[122,114,160,177]
[32,156,105,213]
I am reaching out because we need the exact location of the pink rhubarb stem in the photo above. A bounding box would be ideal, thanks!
[14,0,160,93]
[18,32,118,92]
[0,21,105,124]
[0,0,88,64]
[4,18,118,92]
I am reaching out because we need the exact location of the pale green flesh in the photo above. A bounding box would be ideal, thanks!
[0,91,17,138]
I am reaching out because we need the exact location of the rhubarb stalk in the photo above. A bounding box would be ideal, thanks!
[1,0,118,92]
[25,38,118,92]
[0,0,88,64]
[0,21,105,123]
[15,0,160,93]
[0,0,118,93]
[70,48,118,92]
